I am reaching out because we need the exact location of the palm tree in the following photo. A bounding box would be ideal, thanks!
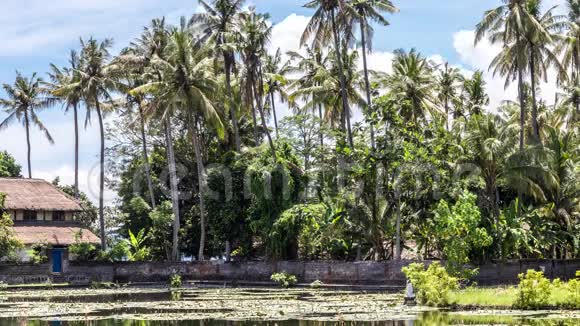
[346,0,398,148]
[190,0,245,152]
[436,62,462,130]
[77,38,118,250]
[133,19,225,261]
[0,72,55,179]
[128,18,182,260]
[302,0,355,147]
[287,46,329,147]
[521,1,565,141]
[381,49,436,126]
[461,70,490,117]
[556,0,580,121]
[238,8,277,160]
[263,48,289,138]
[475,0,556,148]
[47,51,83,198]
[293,48,366,132]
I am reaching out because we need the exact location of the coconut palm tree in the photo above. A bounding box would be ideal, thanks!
[133,19,225,261]
[127,18,182,260]
[0,72,55,179]
[461,70,490,117]
[237,8,277,160]
[346,0,398,148]
[190,0,245,152]
[380,49,436,126]
[47,51,83,198]
[475,0,555,148]
[263,48,288,138]
[286,46,329,147]
[520,1,565,142]
[556,0,580,121]
[436,62,462,130]
[77,37,118,250]
[302,0,355,147]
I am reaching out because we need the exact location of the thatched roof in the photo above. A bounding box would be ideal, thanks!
[0,178,82,211]
[13,226,100,246]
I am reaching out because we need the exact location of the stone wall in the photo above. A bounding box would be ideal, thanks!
[0,259,578,286]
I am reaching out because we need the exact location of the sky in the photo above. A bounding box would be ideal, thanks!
[0,0,568,204]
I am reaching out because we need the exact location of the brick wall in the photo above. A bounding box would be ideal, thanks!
[0,260,578,286]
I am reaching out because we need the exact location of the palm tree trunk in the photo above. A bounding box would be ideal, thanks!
[330,8,354,148]
[95,100,106,250]
[270,92,279,138]
[138,103,156,209]
[318,102,324,147]
[253,74,277,161]
[165,119,180,261]
[73,102,79,198]
[224,57,241,151]
[529,53,540,142]
[395,194,402,260]
[251,96,260,146]
[24,111,32,179]
[517,66,526,151]
[360,19,376,149]
[191,122,207,261]
[445,98,450,131]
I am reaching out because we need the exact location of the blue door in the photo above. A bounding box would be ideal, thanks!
[52,249,63,273]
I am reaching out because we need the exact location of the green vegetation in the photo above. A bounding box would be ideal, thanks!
[447,270,580,310]
[0,151,21,178]
[271,272,298,288]
[0,193,22,262]
[169,274,182,289]
[0,0,577,266]
[402,262,459,307]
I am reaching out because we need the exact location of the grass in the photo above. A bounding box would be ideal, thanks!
[450,286,576,308]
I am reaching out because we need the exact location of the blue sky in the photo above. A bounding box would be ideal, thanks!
[0,0,566,203]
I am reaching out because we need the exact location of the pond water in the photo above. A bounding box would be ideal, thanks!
[0,288,577,326]
[1,313,579,326]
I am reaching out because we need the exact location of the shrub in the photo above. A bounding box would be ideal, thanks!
[271,272,298,288]
[169,274,182,289]
[310,280,324,288]
[557,271,580,309]
[90,282,121,289]
[69,230,97,261]
[29,243,50,264]
[514,270,552,309]
[402,262,459,307]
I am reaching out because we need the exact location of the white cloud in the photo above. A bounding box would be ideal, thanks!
[452,29,559,110]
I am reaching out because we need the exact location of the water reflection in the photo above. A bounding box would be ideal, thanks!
[3,314,578,326]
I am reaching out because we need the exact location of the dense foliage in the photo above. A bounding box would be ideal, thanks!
[0,193,22,261]
[402,262,459,307]
[0,0,578,264]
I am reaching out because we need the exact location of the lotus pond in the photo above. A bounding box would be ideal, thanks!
[0,287,578,325]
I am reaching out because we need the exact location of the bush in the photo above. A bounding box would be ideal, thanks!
[29,243,50,264]
[69,242,97,261]
[310,280,324,288]
[169,274,182,288]
[514,270,552,309]
[271,272,298,288]
[555,271,580,309]
[402,262,459,307]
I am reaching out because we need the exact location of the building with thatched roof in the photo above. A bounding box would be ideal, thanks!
[0,178,100,273]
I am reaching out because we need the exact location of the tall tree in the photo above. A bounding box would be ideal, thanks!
[48,51,83,198]
[436,62,462,130]
[475,0,553,149]
[0,72,55,179]
[133,19,225,261]
[302,0,355,147]
[77,38,117,250]
[556,0,580,121]
[263,48,288,138]
[238,8,277,160]
[346,0,398,148]
[190,0,245,152]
